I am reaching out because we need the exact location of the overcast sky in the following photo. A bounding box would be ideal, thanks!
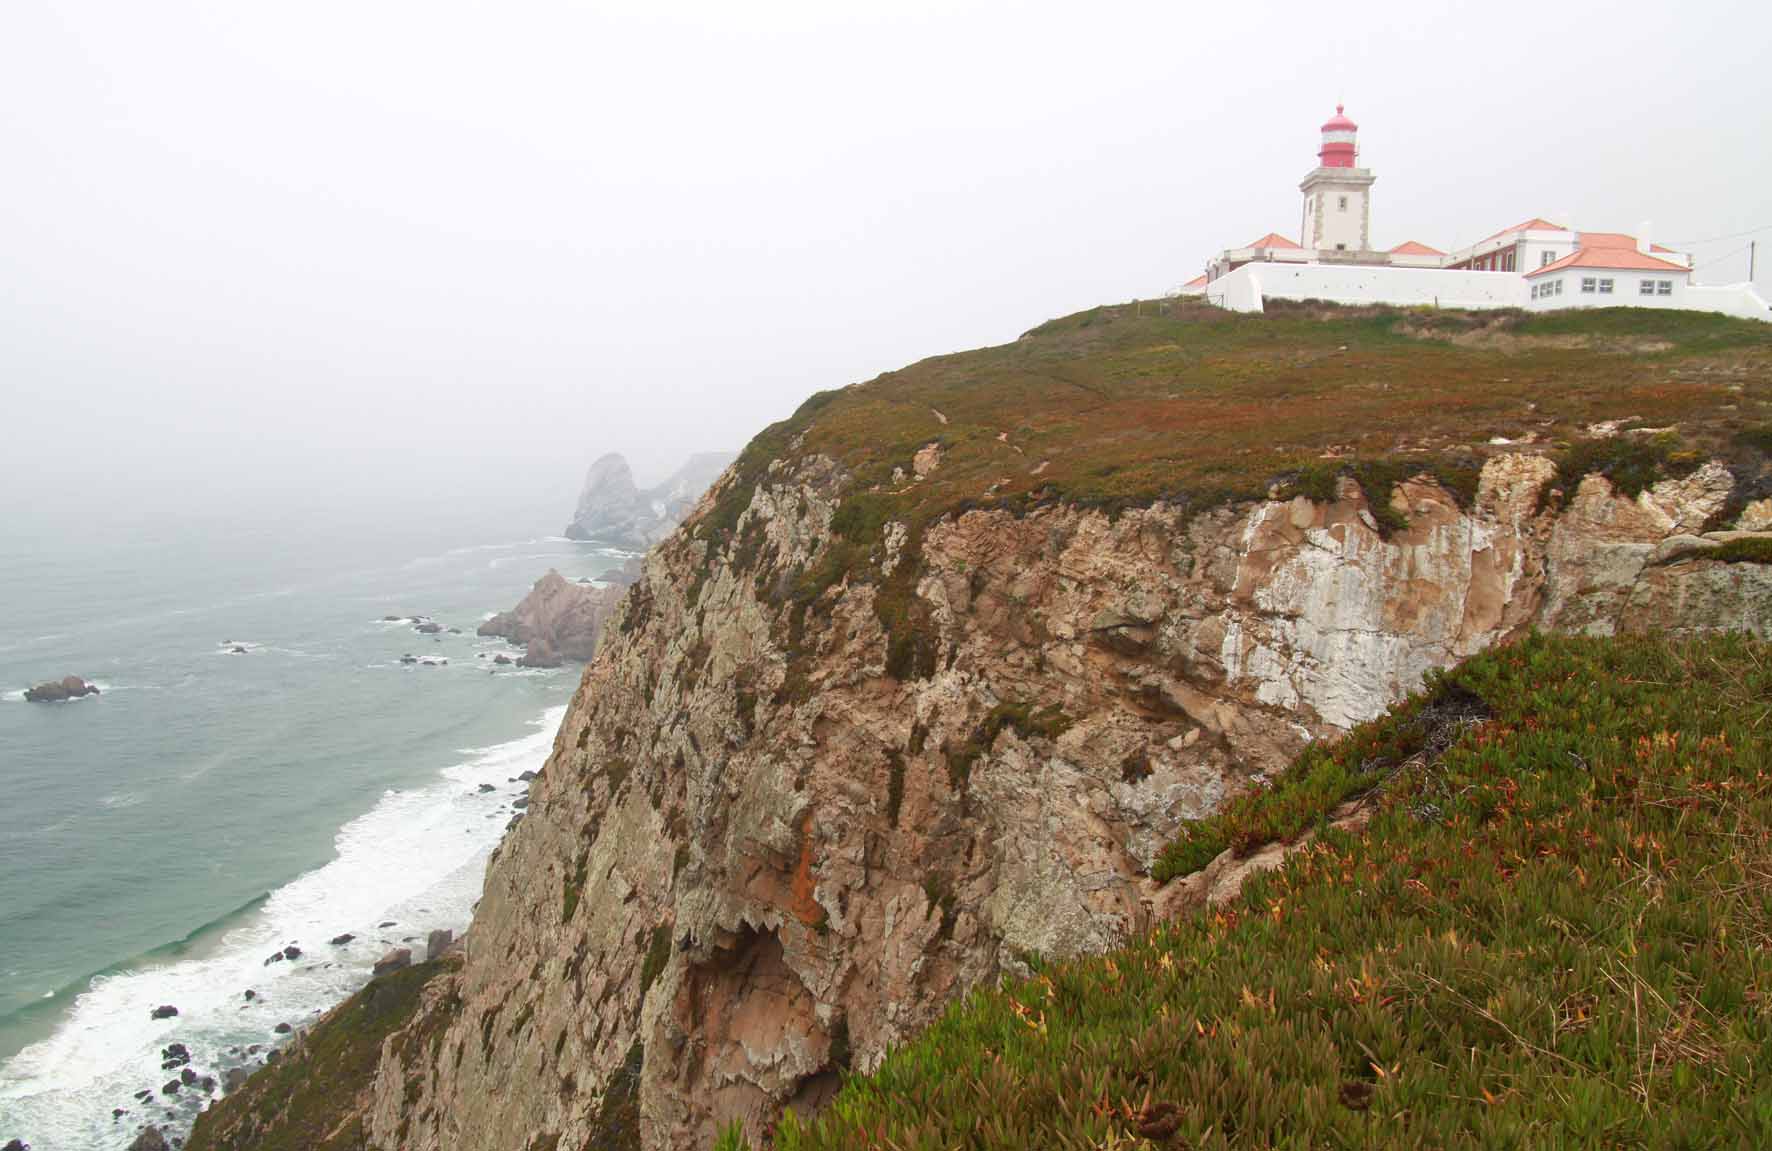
[3,0,1768,538]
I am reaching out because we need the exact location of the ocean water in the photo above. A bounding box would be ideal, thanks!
[0,512,620,1148]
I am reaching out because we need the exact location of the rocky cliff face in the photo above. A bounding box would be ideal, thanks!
[360,444,1771,1150]
[565,452,738,548]
[478,570,628,667]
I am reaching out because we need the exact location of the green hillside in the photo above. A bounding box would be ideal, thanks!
[723,631,1772,1150]
[707,301,1772,546]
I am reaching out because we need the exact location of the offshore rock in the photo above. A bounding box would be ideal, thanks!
[23,676,98,702]
[478,569,623,666]
[563,451,736,548]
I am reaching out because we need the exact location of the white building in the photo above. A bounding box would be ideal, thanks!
[1183,107,1769,322]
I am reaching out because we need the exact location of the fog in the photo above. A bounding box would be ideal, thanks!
[3,0,1768,539]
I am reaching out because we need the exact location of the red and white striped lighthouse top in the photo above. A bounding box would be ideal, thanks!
[1318,104,1358,168]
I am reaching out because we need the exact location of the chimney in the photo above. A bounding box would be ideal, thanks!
[1637,221,1652,255]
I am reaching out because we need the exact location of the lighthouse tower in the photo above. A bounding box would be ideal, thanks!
[1299,105,1375,253]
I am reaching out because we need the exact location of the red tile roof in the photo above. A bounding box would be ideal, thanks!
[1525,247,1690,278]
[1388,240,1445,256]
[1244,232,1302,250]
[1576,231,1640,250]
[1182,274,1208,289]
[1478,217,1567,243]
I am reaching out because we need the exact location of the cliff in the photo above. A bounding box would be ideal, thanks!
[478,570,628,668]
[190,301,1772,1151]
[565,451,737,548]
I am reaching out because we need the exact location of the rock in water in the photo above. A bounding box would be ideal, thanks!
[561,450,735,547]
[372,948,411,977]
[329,933,354,946]
[426,929,454,959]
[127,1126,169,1151]
[478,570,623,667]
[23,675,98,702]
[3,1139,29,1151]
[148,1005,178,1020]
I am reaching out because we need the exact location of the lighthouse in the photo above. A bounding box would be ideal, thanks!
[1299,105,1375,253]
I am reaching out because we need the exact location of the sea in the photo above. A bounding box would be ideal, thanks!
[0,510,625,1148]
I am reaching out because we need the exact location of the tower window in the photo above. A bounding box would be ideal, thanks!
[1338,195,1348,211]
[1335,243,1346,251]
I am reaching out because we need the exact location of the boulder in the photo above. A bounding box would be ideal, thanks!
[179,1067,196,1086]
[400,654,418,665]
[425,929,454,960]
[282,945,302,961]
[377,920,397,928]
[161,1079,180,1095]
[3,1140,28,1151]
[512,797,528,810]
[263,950,283,966]
[23,676,99,703]
[477,783,495,793]
[492,654,513,666]
[273,1022,292,1034]
[329,933,354,946]
[230,645,248,654]
[243,989,256,1001]
[149,1005,178,1020]
[414,621,443,635]
[518,770,537,781]
[372,948,412,977]
[128,1130,169,1151]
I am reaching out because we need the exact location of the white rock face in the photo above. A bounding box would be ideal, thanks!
[362,451,1772,1151]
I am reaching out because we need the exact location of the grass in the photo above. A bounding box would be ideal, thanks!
[186,959,458,1151]
[1711,537,1772,564]
[726,631,1772,1150]
[687,301,1772,674]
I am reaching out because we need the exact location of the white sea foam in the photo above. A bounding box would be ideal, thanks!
[0,704,565,1151]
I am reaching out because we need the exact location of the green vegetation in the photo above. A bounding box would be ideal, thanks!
[638,924,672,1000]
[1711,537,1772,564]
[737,632,1772,1150]
[691,301,1772,675]
[187,959,457,1151]
[1151,679,1488,882]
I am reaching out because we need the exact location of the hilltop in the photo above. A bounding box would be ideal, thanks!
[183,300,1772,1151]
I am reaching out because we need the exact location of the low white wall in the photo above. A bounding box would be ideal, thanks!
[1684,283,1772,322]
[1204,262,1527,313]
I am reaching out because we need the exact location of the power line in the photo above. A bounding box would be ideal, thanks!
[1669,223,1772,247]
[1691,242,1754,274]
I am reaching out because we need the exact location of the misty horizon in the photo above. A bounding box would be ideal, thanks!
[5,0,1769,538]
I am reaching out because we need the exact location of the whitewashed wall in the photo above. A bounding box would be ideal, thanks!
[1204,263,1527,313]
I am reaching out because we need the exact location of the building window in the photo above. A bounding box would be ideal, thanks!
[1581,278,1597,293]
[1338,196,1348,211]
[1540,251,1557,267]
[1555,279,1564,295]
[1640,279,1656,296]
[1531,284,1540,300]
[1657,280,1673,296]
[1335,243,1346,251]
[1599,279,1614,294]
